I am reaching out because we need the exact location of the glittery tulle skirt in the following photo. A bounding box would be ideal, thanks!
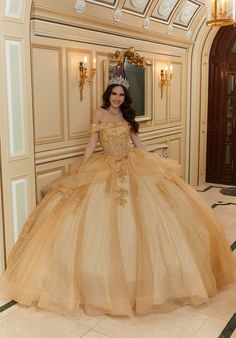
[0,149,235,316]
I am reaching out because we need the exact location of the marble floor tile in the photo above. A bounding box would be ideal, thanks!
[213,279,236,303]
[214,206,236,243]
[193,317,228,338]
[197,185,236,206]
[92,309,208,338]
[82,330,111,338]
[190,298,236,321]
[75,310,106,329]
[0,303,20,320]
[0,307,90,338]
[231,330,236,338]
[0,299,13,308]
[144,306,209,333]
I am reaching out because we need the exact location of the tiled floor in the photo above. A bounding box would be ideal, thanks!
[0,184,235,338]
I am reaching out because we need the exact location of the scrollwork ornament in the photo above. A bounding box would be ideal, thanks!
[113,47,152,67]
[166,24,173,35]
[143,17,151,29]
[114,8,122,22]
[162,148,168,158]
[75,0,86,13]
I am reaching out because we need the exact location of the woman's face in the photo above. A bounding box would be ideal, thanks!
[109,86,125,109]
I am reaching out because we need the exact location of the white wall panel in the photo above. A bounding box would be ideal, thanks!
[11,178,28,242]
[169,63,182,123]
[0,167,5,274]
[5,39,26,157]
[169,137,181,162]
[4,0,23,19]
[32,46,64,144]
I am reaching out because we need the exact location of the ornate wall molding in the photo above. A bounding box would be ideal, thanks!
[75,0,86,13]
[114,8,122,21]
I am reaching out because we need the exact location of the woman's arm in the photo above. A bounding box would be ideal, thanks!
[80,109,102,165]
[80,132,99,165]
[130,130,146,151]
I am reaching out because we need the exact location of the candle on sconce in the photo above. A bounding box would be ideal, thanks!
[93,58,96,69]
[170,64,173,74]
[83,56,88,68]
[165,65,168,73]
[222,0,225,14]
[211,0,216,16]
[78,55,96,102]
[219,0,224,14]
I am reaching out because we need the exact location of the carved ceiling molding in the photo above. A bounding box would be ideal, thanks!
[84,0,204,29]
[31,2,205,44]
[75,0,86,13]
[86,0,119,9]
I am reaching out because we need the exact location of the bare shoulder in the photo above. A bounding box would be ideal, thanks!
[92,107,106,123]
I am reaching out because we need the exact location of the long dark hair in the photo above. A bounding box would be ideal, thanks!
[101,84,139,133]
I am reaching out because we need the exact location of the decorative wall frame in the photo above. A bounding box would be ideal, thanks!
[103,47,153,122]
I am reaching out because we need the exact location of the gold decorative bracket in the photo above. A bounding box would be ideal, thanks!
[160,65,173,98]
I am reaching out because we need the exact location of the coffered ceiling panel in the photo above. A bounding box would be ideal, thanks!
[86,0,118,9]
[173,0,202,29]
[123,0,151,17]
[151,0,181,24]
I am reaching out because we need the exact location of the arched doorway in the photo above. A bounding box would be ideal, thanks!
[206,26,236,185]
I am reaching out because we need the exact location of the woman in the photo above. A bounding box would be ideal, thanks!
[0,76,235,316]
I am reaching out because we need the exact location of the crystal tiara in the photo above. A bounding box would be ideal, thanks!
[108,75,129,89]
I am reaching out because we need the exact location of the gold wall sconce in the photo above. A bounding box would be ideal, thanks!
[160,64,173,98]
[79,56,96,101]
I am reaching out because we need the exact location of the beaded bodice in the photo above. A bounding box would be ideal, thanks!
[91,121,131,157]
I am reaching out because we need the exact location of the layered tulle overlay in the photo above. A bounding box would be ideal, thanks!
[0,121,235,316]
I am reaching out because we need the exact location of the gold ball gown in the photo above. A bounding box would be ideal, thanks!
[0,121,235,316]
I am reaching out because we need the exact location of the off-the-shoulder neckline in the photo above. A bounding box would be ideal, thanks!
[91,121,128,125]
